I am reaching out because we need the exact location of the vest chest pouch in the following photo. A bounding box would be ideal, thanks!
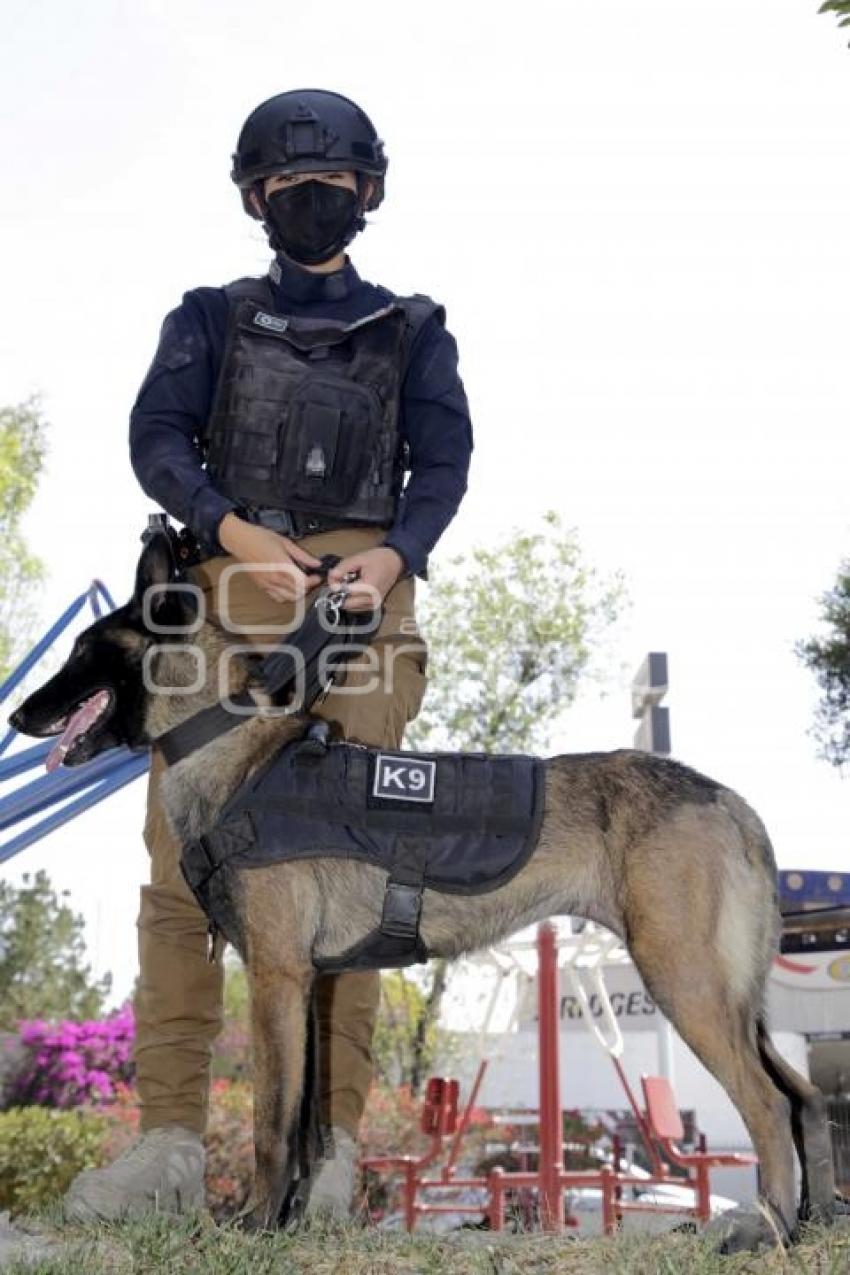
[205,300,407,524]
[283,375,382,509]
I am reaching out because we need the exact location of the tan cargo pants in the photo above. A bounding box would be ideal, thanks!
[134,526,428,1138]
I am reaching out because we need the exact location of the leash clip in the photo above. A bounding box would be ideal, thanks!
[318,570,359,629]
[322,590,345,628]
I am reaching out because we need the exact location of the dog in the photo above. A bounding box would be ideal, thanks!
[9,533,839,1252]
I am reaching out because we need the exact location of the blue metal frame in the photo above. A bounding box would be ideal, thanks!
[0,579,149,864]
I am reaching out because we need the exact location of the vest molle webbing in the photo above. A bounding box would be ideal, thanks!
[181,732,546,971]
[202,278,442,528]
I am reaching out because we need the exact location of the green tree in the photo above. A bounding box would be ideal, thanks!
[222,952,250,1024]
[381,511,625,1092]
[371,970,434,1086]
[0,398,48,680]
[0,871,111,1028]
[407,510,624,755]
[797,562,850,768]
[819,1,850,43]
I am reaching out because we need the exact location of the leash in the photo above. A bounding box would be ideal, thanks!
[156,547,382,767]
[256,553,360,698]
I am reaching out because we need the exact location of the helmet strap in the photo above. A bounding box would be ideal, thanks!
[250,179,268,220]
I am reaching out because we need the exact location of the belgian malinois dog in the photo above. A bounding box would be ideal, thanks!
[9,535,839,1251]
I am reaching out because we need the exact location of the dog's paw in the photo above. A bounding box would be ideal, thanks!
[797,1193,850,1232]
[235,1201,276,1234]
[706,1206,791,1254]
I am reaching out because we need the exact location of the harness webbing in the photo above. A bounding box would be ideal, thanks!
[157,556,381,766]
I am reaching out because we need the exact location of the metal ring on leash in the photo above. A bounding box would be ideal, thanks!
[317,569,360,628]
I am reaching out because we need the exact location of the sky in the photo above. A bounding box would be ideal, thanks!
[1,0,849,1004]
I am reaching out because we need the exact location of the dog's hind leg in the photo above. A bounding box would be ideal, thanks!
[755,1018,836,1224]
[641,972,796,1247]
[622,815,799,1251]
[631,947,797,1251]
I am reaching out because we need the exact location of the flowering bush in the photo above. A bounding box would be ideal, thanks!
[359,1082,428,1162]
[8,1004,135,1109]
[211,1019,252,1082]
[203,1079,255,1219]
[95,1082,140,1164]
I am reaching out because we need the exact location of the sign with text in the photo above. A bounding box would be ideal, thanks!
[517,965,660,1033]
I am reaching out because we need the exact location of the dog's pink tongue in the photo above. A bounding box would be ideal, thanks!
[45,690,110,772]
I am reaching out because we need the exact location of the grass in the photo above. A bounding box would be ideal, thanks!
[3,1214,850,1275]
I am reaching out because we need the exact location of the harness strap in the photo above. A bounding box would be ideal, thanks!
[356,847,428,967]
[380,867,425,944]
[257,591,380,698]
[159,691,256,766]
[187,816,430,971]
[156,556,382,767]
[313,872,430,974]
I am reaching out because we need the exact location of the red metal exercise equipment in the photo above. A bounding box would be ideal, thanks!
[361,1063,492,1230]
[633,1075,757,1225]
[362,922,757,1234]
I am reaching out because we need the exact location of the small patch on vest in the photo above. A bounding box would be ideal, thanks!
[253,311,288,333]
[373,754,436,804]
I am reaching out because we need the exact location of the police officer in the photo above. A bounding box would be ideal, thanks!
[63,89,472,1222]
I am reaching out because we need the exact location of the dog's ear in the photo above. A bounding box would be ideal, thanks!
[132,532,188,629]
[134,532,176,599]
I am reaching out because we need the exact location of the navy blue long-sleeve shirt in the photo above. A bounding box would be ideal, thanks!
[129,253,473,577]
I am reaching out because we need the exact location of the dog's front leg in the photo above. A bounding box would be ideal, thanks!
[241,961,313,1231]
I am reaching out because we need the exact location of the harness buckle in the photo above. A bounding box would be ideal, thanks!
[380,879,424,942]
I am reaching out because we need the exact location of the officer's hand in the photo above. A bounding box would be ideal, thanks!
[217,514,324,602]
[327,547,405,612]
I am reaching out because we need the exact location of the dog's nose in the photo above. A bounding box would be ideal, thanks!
[8,708,24,732]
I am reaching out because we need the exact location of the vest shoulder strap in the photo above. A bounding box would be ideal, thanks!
[395,292,446,348]
[223,275,275,306]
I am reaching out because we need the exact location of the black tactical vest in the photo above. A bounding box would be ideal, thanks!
[202,278,441,527]
[181,733,546,972]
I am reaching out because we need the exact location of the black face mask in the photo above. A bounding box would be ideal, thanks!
[264,181,364,266]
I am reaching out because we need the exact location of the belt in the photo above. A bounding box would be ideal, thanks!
[246,506,381,539]
[185,507,391,569]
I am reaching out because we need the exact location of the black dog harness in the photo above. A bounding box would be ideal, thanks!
[181,726,546,971]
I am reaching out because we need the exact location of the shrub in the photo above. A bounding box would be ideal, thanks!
[211,1018,252,1083]
[0,1068,518,1223]
[356,1083,423,1216]
[9,1004,135,1109]
[359,1082,427,1162]
[95,1082,140,1165]
[202,1079,255,1220]
[0,1106,105,1213]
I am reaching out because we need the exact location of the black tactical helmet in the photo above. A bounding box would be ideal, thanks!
[231,89,388,218]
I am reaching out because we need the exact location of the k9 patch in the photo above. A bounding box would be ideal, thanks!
[372,753,436,804]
